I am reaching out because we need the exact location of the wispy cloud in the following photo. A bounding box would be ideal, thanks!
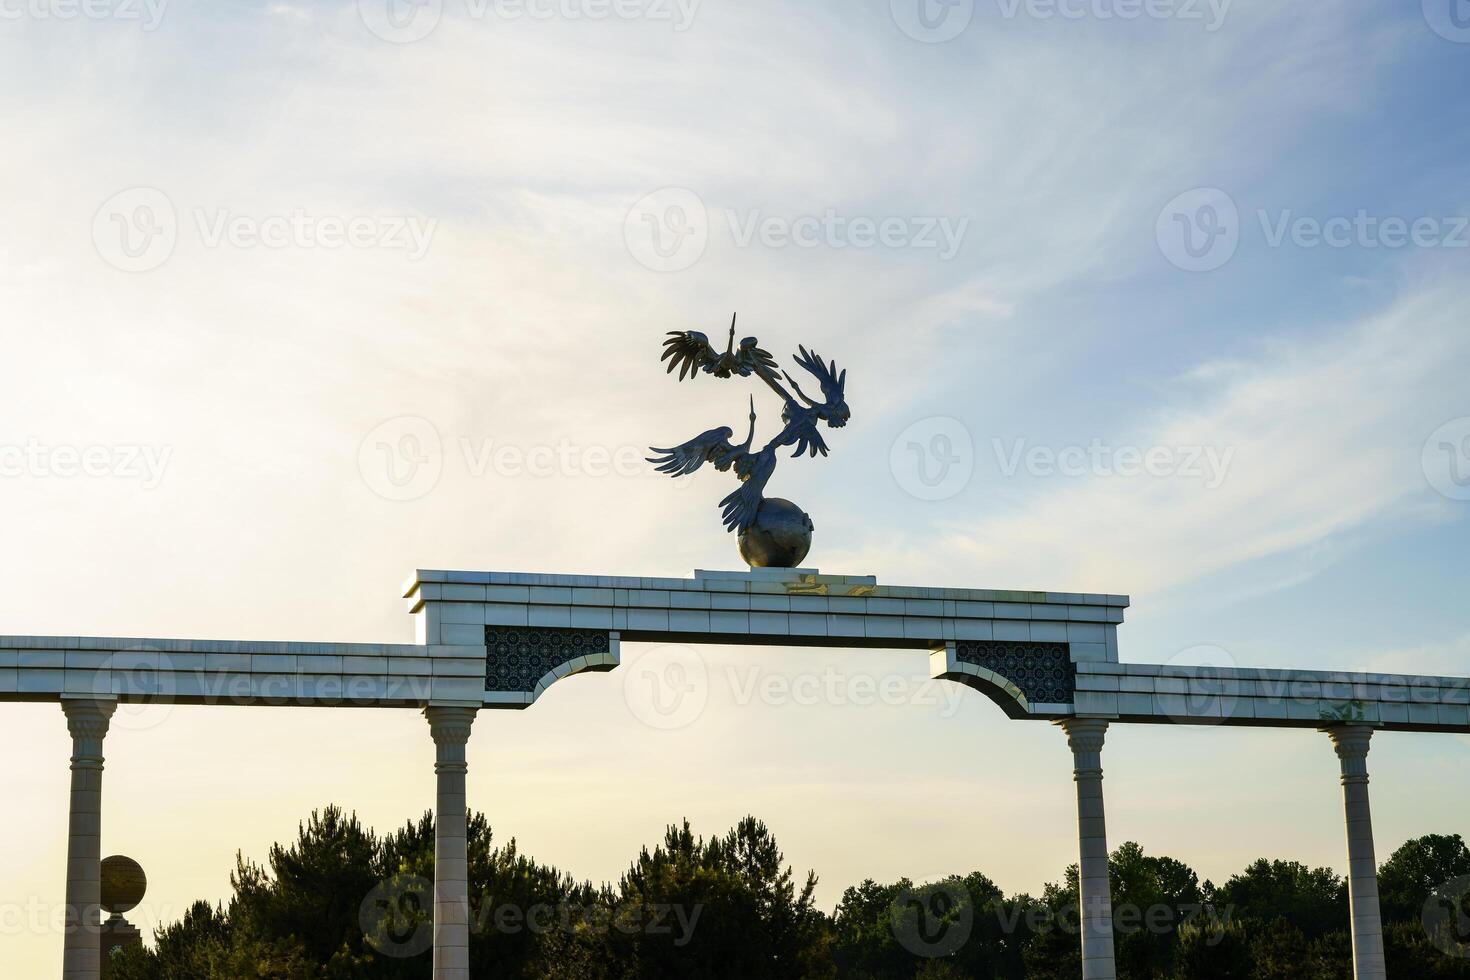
[900,279,1470,596]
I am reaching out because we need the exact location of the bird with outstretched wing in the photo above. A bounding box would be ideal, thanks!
[661,313,778,381]
[647,400,754,478]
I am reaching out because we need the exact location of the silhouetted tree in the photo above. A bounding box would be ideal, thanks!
[1211,859,1346,941]
[105,809,1470,980]
[1378,833,1470,926]
[1025,842,1204,979]
[1172,918,1253,979]
[610,816,830,980]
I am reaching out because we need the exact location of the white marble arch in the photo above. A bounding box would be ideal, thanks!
[6,565,1455,980]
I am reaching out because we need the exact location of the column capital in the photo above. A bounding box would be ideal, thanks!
[1323,724,1374,761]
[1323,725,1374,785]
[424,705,478,747]
[1056,717,1109,755]
[61,698,117,742]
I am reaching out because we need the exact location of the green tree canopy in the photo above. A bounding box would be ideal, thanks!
[1211,858,1346,940]
[1377,833,1470,926]
[106,807,1470,980]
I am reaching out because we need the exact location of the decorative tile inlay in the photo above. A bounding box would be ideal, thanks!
[484,627,610,692]
[955,641,1074,705]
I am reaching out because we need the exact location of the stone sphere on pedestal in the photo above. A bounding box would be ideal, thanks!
[101,855,147,915]
[737,498,814,568]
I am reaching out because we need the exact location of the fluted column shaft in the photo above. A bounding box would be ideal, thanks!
[1057,718,1116,980]
[424,705,477,980]
[1325,726,1386,980]
[61,698,117,980]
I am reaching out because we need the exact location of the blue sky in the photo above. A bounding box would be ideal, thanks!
[2,0,1470,972]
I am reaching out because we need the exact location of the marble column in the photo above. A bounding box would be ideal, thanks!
[61,697,117,980]
[424,705,477,980]
[1057,718,1116,980]
[1324,725,1386,980]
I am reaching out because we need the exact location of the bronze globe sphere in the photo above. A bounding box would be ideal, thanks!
[100,855,147,915]
[737,497,814,568]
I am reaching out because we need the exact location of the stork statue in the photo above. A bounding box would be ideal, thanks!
[647,314,850,567]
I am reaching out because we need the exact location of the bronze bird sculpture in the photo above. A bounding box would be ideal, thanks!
[648,314,851,567]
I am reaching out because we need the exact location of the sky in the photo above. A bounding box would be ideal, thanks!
[3,0,1470,972]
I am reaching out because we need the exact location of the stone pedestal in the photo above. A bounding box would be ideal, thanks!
[99,915,141,979]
